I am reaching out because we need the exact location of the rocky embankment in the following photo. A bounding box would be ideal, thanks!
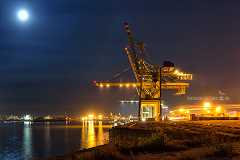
[47,121,240,160]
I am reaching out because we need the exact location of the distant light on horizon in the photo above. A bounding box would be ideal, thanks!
[203,102,211,110]
[215,106,222,113]
[88,114,94,120]
[23,114,32,121]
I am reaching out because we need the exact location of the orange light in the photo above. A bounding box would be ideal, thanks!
[174,69,179,74]
[215,106,222,113]
[179,108,185,112]
[98,114,103,120]
[88,114,94,120]
[106,84,110,88]
[203,102,211,110]
[126,83,130,88]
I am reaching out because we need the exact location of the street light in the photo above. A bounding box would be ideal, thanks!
[203,102,211,110]
[215,106,222,113]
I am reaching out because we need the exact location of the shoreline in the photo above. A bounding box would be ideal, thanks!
[46,144,110,160]
[46,120,240,160]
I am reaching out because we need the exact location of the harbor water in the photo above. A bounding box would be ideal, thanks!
[0,121,110,160]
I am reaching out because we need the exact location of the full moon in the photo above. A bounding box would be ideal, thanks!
[17,9,29,22]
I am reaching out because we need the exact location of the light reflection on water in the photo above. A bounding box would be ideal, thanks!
[0,121,111,160]
[81,121,108,149]
[98,121,104,146]
[44,122,51,156]
[23,122,32,159]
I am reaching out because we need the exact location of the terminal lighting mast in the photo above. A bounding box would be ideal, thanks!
[94,22,192,121]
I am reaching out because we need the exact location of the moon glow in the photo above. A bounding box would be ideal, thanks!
[17,9,29,22]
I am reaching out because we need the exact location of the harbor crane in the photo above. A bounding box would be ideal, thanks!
[94,22,192,121]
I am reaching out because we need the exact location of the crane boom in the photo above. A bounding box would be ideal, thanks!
[124,22,141,82]
[94,22,193,121]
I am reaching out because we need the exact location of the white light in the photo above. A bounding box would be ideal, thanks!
[17,9,29,22]
[24,114,32,121]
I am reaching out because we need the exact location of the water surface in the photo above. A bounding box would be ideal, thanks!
[0,121,110,160]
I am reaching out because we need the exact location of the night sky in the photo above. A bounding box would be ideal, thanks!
[0,0,239,116]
